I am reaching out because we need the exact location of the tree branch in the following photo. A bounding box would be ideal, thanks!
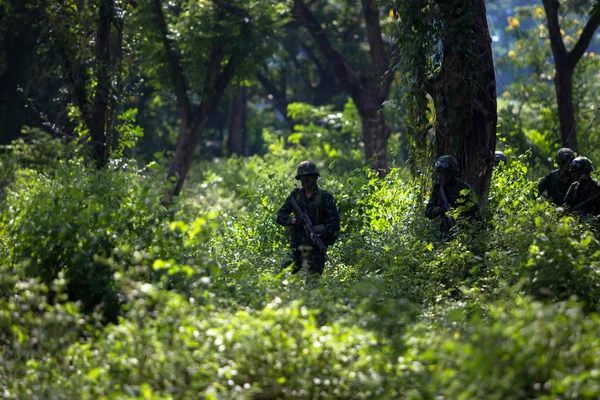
[191,20,251,125]
[362,0,389,78]
[153,0,191,124]
[213,0,247,17]
[257,70,289,117]
[292,0,362,99]
[567,13,600,69]
[542,0,567,67]
[299,42,325,75]
[380,42,399,101]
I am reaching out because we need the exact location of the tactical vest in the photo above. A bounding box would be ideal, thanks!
[295,189,322,224]
[287,189,326,245]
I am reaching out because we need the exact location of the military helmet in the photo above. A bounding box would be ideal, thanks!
[434,155,460,173]
[555,148,575,165]
[295,160,320,180]
[569,156,594,174]
[494,151,507,165]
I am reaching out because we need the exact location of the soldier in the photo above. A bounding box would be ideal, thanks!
[564,157,600,218]
[275,161,340,281]
[494,151,507,167]
[537,147,575,206]
[425,155,480,239]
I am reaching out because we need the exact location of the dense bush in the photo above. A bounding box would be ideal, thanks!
[1,146,600,398]
[0,159,216,322]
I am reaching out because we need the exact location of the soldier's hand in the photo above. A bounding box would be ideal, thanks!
[310,232,320,244]
[291,217,297,226]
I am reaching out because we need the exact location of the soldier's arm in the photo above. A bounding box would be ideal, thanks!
[316,193,340,234]
[275,195,295,226]
[425,184,442,219]
[563,182,578,208]
[537,174,550,197]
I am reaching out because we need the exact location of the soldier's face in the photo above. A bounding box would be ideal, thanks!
[300,174,318,189]
[558,161,570,173]
[437,171,454,186]
[571,169,587,181]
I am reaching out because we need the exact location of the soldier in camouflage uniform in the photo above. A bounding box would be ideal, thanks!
[537,148,575,206]
[564,157,600,218]
[275,161,340,280]
[425,155,480,239]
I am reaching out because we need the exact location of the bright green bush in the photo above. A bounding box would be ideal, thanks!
[398,297,600,399]
[0,159,193,321]
[0,272,89,400]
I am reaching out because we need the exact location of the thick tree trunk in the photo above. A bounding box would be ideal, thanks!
[555,68,577,151]
[89,0,113,169]
[434,0,496,201]
[227,85,248,157]
[356,97,391,174]
[362,113,391,174]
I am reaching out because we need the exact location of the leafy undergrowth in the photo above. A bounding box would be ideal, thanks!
[1,153,600,399]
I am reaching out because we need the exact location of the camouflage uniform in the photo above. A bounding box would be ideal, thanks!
[564,157,600,217]
[275,162,340,277]
[425,155,480,238]
[537,148,575,206]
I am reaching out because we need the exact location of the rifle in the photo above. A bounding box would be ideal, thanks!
[568,187,600,220]
[438,185,456,229]
[290,196,327,253]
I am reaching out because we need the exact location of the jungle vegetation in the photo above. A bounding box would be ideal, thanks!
[1,0,600,398]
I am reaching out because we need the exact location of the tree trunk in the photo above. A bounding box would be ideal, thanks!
[292,0,397,175]
[154,0,251,203]
[542,0,600,153]
[165,46,240,202]
[227,85,248,157]
[434,0,497,201]
[555,67,577,151]
[356,101,391,175]
[89,0,113,169]
[166,113,205,200]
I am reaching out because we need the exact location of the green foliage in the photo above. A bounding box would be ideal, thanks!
[497,3,600,170]
[399,297,600,399]
[388,0,438,171]
[113,108,144,158]
[2,149,600,397]
[0,159,197,321]
[286,99,364,173]
[136,0,290,95]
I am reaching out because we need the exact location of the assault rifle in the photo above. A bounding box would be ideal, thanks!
[569,190,600,222]
[290,196,327,252]
[439,185,456,229]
